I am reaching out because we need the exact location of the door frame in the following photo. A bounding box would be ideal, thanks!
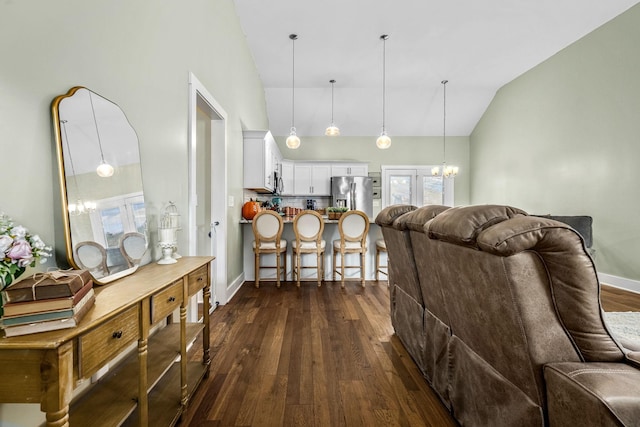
[188,71,228,308]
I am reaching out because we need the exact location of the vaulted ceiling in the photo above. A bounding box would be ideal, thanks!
[233,1,638,137]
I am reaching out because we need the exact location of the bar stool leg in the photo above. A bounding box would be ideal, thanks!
[341,252,346,288]
[360,252,366,287]
[316,252,322,287]
[296,252,302,288]
[254,252,260,288]
[283,251,287,283]
[276,251,281,288]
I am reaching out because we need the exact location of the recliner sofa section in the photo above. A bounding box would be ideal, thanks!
[376,204,640,427]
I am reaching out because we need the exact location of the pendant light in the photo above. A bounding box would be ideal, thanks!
[61,119,96,215]
[88,91,115,177]
[376,34,391,149]
[325,79,340,136]
[432,80,459,178]
[286,34,301,149]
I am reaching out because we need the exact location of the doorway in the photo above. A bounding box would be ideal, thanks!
[188,72,228,318]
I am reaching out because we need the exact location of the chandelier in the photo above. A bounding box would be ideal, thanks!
[432,80,458,177]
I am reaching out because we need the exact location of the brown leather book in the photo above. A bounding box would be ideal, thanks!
[1,270,92,304]
[2,279,94,317]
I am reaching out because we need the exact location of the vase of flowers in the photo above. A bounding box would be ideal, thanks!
[0,212,52,293]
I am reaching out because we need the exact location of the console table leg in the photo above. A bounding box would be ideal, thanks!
[45,406,69,427]
[41,342,73,427]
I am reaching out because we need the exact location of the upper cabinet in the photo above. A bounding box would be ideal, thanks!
[243,130,280,193]
[294,163,332,196]
[280,160,294,196]
[331,163,368,177]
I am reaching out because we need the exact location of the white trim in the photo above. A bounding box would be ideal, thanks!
[598,272,640,294]
[188,71,229,308]
[225,272,245,305]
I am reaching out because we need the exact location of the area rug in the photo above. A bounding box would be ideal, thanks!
[604,311,640,343]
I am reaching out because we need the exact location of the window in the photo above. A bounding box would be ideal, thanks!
[382,166,454,208]
[89,192,146,249]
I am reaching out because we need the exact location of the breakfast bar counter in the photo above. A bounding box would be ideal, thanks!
[240,216,384,282]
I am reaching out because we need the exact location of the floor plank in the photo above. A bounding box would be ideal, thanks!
[181,280,640,426]
[181,280,455,427]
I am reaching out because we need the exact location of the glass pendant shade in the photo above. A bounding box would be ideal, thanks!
[376,132,391,149]
[96,161,114,177]
[325,125,340,136]
[286,128,301,149]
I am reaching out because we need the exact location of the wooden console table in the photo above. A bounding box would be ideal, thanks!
[0,256,213,427]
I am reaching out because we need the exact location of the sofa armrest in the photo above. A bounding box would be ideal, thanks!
[544,362,640,426]
[627,351,640,368]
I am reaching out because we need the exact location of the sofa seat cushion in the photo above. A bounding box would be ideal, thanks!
[545,362,640,426]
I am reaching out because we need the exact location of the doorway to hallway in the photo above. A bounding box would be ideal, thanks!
[188,72,228,318]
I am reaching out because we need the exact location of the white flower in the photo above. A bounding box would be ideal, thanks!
[11,225,27,239]
[0,235,12,254]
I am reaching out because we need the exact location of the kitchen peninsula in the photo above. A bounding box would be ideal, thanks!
[240,215,384,282]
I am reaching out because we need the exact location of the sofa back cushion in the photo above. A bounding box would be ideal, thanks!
[477,215,623,362]
[427,205,526,247]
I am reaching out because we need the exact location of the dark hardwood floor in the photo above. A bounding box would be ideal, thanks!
[180,281,640,427]
[601,284,640,312]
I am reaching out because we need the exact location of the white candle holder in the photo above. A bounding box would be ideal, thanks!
[157,202,181,265]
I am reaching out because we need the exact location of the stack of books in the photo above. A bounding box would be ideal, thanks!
[1,269,94,337]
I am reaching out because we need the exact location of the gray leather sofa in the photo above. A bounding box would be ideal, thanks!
[376,204,640,426]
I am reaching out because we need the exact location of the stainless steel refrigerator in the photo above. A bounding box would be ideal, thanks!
[331,176,373,218]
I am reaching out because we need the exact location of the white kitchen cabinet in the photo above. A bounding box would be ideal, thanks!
[331,162,368,177]
[281,160,294,195]
[243,130,280,193]
[294,163,332,195]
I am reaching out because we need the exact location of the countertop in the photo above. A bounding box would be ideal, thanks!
[240,215,376,224]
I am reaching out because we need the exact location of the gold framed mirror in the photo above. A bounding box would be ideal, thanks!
[52,87,150,284]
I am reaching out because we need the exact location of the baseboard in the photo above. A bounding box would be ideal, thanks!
[598,272,640,294]
[224,272,245,304]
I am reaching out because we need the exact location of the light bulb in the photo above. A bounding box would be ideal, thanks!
[96,161,114,177]
[376,132,391,149]
[431,166,440,176]
[286,128,300,149]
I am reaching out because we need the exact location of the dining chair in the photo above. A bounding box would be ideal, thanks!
[292,210,326,287]
[252,209,287,288]
[119,232,149,268]
[332,210,370,288]
[75,241,109,278]
[375,238,388,281]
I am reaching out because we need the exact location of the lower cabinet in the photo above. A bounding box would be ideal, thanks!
[0,257,213,427]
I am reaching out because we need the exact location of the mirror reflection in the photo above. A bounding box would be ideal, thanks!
[53,87,150,284]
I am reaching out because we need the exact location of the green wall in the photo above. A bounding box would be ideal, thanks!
[0,0,267,286]
[275,135,471,206]
[0,1,267,421]
[470,4,640,283]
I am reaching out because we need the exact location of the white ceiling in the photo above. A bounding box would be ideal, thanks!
[233,0,638,137]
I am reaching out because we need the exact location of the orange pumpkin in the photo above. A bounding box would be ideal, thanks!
[242,199,260,220]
